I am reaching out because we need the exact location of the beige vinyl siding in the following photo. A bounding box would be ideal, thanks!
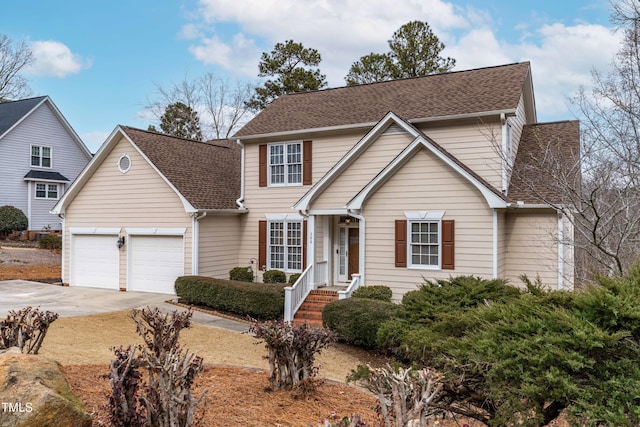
[496,210,507,278]
[63,136,192,286]
[504,210,559,288]
[420,121,503,191]
[505,96,527,187]
[313,132,414,209]
[363,147,495,300]
[198,214,241,278]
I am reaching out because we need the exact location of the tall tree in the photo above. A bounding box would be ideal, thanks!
[246,40,327,111]
[345,21,455,85]
[0,34,33,101]
[151,102,203,141]
[146,73,253,139]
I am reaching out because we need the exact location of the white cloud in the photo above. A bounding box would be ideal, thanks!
[183,0,622,120]
[26,40,91,78]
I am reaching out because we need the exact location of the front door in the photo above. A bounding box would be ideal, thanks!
[338,225,360,282]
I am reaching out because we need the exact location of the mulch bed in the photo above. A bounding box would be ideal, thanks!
[64,364,381,427]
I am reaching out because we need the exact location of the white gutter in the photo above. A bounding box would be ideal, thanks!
[235,139,246,209]
[191,212,207,276]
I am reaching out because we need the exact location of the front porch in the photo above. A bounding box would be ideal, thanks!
[284,214,365,322]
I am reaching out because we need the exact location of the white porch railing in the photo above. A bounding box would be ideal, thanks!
[284,264,314,322]
[314,260,328,286]
[338,273,362,300]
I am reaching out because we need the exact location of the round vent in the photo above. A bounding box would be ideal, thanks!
[118,154,131,173]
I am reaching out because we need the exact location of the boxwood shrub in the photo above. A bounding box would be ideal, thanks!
[322,298,402,349]
[229,267,254,282]
[175,276,285,320]
[351,285,393,302]
[263,269,286,283]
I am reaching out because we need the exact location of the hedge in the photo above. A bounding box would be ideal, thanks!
[351,285,393,302]
[175,276,286,320]
[322,298,402,349]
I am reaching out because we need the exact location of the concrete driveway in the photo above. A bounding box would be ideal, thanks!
[0,280,247,332]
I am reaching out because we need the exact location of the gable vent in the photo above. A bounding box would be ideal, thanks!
[382,123,406,135]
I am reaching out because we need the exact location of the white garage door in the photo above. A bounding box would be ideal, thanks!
[72,234,120,290]
[129,235,184,294]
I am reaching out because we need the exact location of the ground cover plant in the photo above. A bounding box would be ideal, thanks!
[375,273,640,426]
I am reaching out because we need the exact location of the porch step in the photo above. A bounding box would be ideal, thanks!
[293,289,339,327]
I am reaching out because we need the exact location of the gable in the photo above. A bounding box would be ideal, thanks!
[65,136,189,219]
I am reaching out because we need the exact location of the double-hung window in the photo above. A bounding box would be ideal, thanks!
[268,219,303,272]
[35,183,59,199]
[31,146,52,168]
[269,142,302,185]
[406,211,445,269]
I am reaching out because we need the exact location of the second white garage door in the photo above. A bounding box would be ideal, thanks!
[129,235,184,294]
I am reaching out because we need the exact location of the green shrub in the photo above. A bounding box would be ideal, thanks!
[263,269,286,283]
[322,298,401,349]
[175,276,285,320]
[229,266,254,282]
[38,233,62,250]
[0,205,28,238]
[288,273,301,285]
[351,285,393,302]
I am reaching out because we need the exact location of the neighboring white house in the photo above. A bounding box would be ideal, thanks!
[0,96,92,232]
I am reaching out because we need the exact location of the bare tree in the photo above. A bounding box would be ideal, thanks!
[146,73,254,140]
[507,0,640,280]
[0,34,33,101]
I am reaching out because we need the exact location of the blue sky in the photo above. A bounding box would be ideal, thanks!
[2,0,619,152]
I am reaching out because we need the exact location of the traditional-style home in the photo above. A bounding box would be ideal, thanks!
[54,62,579,322]
[0,96,92,233]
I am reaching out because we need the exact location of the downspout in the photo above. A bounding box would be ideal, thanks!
[500,113,508,194]
[557,211,564,290]
[58,213,65,284]
[191,212,207,276]
[493,210,498,279]
[235,139,246,209]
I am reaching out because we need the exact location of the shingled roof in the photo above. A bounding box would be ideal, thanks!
[508,120,580,204]
[121,127,241,210]
[235,62,532,138]
[0,96,47,138]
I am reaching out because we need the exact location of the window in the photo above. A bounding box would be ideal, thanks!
[35,183,59,199]
[269,142,302,185]
[409,221,440,267]
[268,220,302,271]
[31,146,52,168]
[118,154,131,173]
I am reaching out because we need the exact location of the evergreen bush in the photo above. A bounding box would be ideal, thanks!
[351,285,393,302]
[229,266,254,282]
[263,269,286,283]
[0,205,28,238]
[38,233,62,250]
[322,298,401,349]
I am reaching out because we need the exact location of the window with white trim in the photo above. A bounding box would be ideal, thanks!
[406,211,445,269]
[269,142,302,185]
[35,183,59,199]
[268,219,302,271]
[31,145,52,168]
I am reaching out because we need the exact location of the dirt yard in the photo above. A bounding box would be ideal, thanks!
[0,245,61,281]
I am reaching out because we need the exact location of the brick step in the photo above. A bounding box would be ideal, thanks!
[293,318,323,327]
[292,289,340,327]
[294,309,323,320]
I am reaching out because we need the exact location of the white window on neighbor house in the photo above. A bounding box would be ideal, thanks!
[35,183,59,200]
[268,219,302,272]
[269,142,302,186]
[31,145,52,168]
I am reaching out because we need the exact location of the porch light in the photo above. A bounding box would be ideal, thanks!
[344,217,351,224]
